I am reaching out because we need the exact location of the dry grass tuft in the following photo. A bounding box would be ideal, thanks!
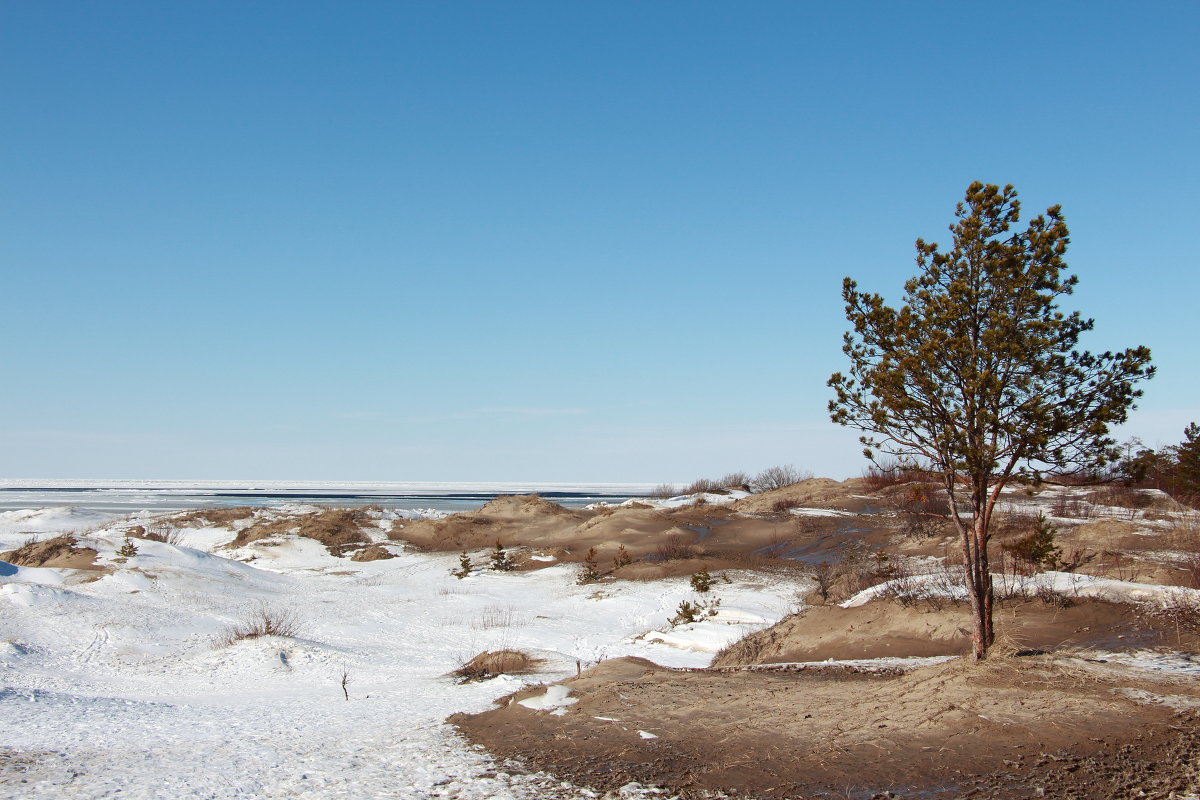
[452,649,540,683]
[214,602,304,646]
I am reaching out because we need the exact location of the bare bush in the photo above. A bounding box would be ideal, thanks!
[1152,591,1200,636]
[215,603,303,646]
[1105,552,1143,583]
[655,534,696,561]
[1051,492,1094,519]
[838,544,898,596]
[1178,553,1200,590]
[717,471,751,490]
[750,465,811,493]
[889,485,949,539]
[647,483,678,499]
[139,523,186,546]
[680,477,726,495]
[812,561,834,603]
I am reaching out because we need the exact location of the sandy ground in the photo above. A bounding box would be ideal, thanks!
[454,653,1200,798]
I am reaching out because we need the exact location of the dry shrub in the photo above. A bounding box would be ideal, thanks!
[812,560,835,602]
[215,603,303,646]
[1051,492,1094,519]
[681,477,725,495]
[718,471,751,490]
[837,544,899,597]
[1152,591,1200,635]
[136,523,186,546]
[647,483,678,499]
[1,534,81,567]
[453,649,539,682]
[1090,485,1154,515]
[859,459,930,492]
[771,497,803,513]
[655,534,696,561]
[872,562,971,609]
[1178,553,1200,590]
[750,464,811,493]
[889,485,950,539]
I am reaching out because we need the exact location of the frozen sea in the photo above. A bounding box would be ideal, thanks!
[0,479,656,515]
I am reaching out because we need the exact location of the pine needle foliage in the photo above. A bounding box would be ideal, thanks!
[577,547,601,584]
[829,182,1153,658]
[451,551,472,579]
[489,540,515,572]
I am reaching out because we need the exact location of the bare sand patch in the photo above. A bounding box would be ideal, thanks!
[229,507,378,555]
[1,534,100,570]
[713,597,1194,665]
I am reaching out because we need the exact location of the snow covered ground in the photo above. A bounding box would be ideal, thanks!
[0,508,802,799]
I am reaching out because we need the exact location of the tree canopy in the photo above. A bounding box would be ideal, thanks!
[829,181,1154,658]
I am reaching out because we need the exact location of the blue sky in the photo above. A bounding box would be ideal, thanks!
[2,2,1197,482]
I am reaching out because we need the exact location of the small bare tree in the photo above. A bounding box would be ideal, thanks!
[750,464,812,493]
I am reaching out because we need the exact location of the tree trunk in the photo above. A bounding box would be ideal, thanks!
[964,513,995,660]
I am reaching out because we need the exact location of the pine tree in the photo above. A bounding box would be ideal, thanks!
[612,544,633,570]
[451,551,472,579]
[117,537,139,558]
[577,547,601,584]
[829,182,1153,658]
[1175,423,1200,502]
[489,540,515,571]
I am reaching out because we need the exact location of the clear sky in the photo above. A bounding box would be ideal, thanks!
[2,2,1197,482]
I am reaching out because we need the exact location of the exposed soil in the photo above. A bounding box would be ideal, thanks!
[452,654,1200,799]
[386,491,866,574]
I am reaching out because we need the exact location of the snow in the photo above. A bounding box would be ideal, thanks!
[841,569,1200,608]
[0,562,67,587]
[786,507,854,517]
[518,684,578,711]
[586,489,750,510]
[0,507,800,799]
